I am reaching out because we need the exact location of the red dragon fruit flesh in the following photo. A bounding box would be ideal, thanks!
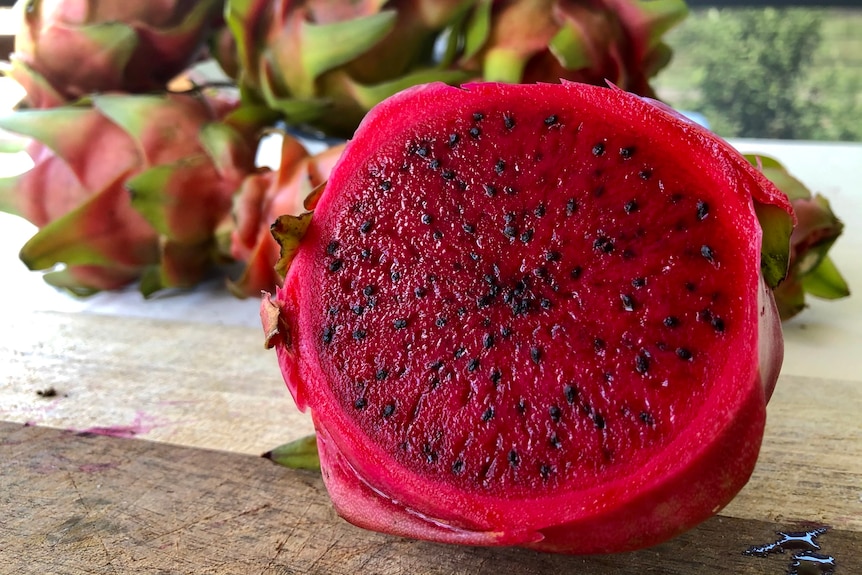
[262,81,792,554]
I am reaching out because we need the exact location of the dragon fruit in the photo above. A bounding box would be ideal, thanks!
[228,134,344,297]
[261,81,792,553]
[746,154,849,320]
[225,0,474,138]
[458,0,688,98]
[0,91,260,296]
[5,0,223,108]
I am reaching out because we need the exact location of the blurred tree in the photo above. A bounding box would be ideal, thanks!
[681,8,823,139]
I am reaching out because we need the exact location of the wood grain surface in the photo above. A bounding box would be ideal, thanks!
[2,422,860,575]
[1,310,861,572]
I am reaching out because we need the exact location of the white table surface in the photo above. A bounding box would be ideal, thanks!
[1,137,860,383]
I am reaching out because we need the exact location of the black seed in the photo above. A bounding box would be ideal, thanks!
[416,145,429,157]
[352,329,367,341]
[359,220,373,234]
[470,252,481,262]
[620,146,635,159]
[663,316,680,327]
[322,326,334,344]
[483,333,494,349]
[503,225,517,238]
[685,281,697,292]
[490,368,502,385]
[433,230,443,240]
[382,403,395,417]
[457,306,468,317]
[544,114,558,126]
[441,169,455,180]
[326,241,339,255]
[484,184,497,197]
[639,169,652,180]
[549,405,562,422]
[517,398,527,414]
[712,317,725,332]
[360,248,371,259]
[632,277,646,288]
[362,285,374,297]
[621,294,635,312]
[592,412,606,430]
[635,350,651,374]
[571,266,583,279]
[508,450,520,466]
[421,213,433,224]
[501,326,512,338]
[504,212,516,223]
[436,317,448,327]
[624,200,639,213]
[425,451,438,463]
[393,318,408,329]
[592,143,606,156]
[495,159,506,174]
[566,198,578,215]
[564,385,577,404]
[503,114,515,129]
[380,180,392,191]
[414,286,426,298]
[482,407,494,421]
[530,347,542,364]
[429,158,440,170]
[469,127,481,138]
[467,358,480,372]
[354,397,367,410]
[639,411,655,426]
[549,434,562,448]
[454,346,467,358]
[533,266,548,278]
[473,112,485,121]
[540,464,553,479]
[545,250,561,262]
[351,305,364,315]
[452,459,464,473]
[520,229,534,243]
[594,236,614,253]
[696,200,710,221]
[534,204,546,217]
[594,338,606,351]
[676,347,693,360]
[504,185,516,195]
[701,244,715,262]
[540,298,552,309]
[375,369,388,381]
[328,259,343,273]
[448,133,459,146]
[463,223,475,234]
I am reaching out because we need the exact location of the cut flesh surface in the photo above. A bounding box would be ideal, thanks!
[268,82,786,553]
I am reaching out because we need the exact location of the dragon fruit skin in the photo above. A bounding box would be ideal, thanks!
[0,91,260,296]
[6,0,223,108]
[228,135,345,297]
[262,81,792,553]
[744,155,849,320]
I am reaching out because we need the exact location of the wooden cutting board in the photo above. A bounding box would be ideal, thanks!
[1,311,861,573]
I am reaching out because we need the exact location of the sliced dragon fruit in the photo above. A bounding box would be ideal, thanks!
[262,81,792,553]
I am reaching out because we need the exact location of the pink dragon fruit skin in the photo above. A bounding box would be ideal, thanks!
[6,0,223,108]
[228,135,345,298]
[261,81,793,553]
[0,91,260,296]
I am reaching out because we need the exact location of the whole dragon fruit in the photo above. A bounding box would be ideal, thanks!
[261,81,792,553]
[226,0,474,138]
[459,0,688,97]
[746,154,849,320]
[0,91,260,296]
[228,134,344,297]
[5,0,223,108]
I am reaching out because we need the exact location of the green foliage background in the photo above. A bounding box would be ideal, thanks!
[653,8,862,141]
